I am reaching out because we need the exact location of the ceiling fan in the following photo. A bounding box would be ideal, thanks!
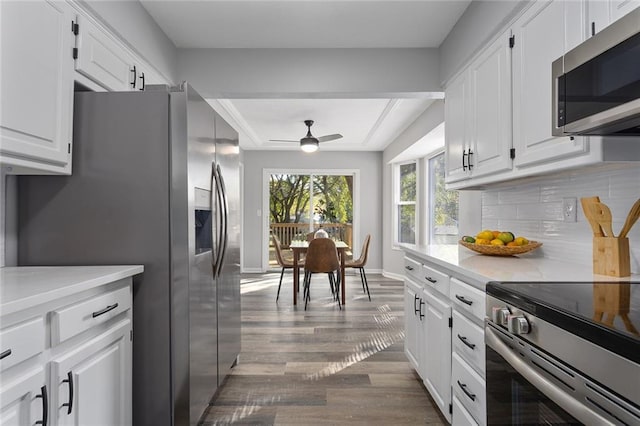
[269,120,343,152]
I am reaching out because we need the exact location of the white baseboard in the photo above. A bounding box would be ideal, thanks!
[241,267,265,274]
[382,270,404,281]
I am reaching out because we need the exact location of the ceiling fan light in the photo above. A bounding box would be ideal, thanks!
[300,139,318,153]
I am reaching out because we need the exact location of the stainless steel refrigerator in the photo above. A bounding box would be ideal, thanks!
[17,83,241,426]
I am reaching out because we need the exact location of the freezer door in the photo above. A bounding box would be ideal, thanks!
[214,112,241,381]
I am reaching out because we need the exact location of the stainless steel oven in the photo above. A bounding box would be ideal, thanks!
[552,7,640,136]
[485,282,640,425]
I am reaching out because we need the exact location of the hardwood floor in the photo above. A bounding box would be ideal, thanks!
[200,271,446,425]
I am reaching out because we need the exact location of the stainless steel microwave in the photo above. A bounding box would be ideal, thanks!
[552,7,640,136]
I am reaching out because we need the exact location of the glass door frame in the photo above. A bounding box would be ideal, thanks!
[262,168,360,271]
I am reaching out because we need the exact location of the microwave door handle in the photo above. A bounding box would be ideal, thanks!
[210,163,219,276]
[485,326,615,426]
[216,164,229,278]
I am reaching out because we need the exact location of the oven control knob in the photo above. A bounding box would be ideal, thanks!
[507,315,530,335]
[492,307,511,326]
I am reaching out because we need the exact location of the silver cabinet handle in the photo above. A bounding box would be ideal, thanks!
[457,334,476,350]
[425,276,437,283]
[455,294,473,305]
[457,380,476,401]
[485,326,614,426]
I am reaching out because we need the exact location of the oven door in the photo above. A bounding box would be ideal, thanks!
[485,324,619,425]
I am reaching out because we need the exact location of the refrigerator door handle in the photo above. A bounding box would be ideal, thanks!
[210,162,220,276]
[216,164,229,278]
[213,163,225,278]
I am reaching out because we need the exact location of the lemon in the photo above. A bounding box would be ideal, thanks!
[476,230,494,240]
[475,238,490,245]
[490,239,505,246]
[514,236,529,246]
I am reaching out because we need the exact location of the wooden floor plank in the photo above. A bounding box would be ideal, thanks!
[200,272,445,425]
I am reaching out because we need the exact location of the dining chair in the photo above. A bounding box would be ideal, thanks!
[302,238,341,310]
[345,234,371,301]
[272,235,303,302]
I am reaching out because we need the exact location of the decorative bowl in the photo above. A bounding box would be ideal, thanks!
[459,239,542,256]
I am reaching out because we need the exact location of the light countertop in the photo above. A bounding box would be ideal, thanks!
[401,244,639,289]
[0,265,144,316]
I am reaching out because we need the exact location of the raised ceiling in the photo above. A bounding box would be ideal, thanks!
[141,1,471,151]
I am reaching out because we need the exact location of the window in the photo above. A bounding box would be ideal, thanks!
[428,152,458,244]
[394,161,417,245]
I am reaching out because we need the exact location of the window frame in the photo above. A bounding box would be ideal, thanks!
[425,149,459,245]
[393,160,419,247]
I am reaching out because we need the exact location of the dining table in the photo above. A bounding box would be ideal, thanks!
[289,240,350,306]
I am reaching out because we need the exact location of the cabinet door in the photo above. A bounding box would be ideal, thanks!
[75,14,134,91]
[445,71,471,183]
[0,0,74,174]
[610,0,640,22]
[512,0,588,168]
[0,367,47,426]
[469,30,513,179]
[52,320,131,426]
[422,289,452,423]
[404,280,421,371]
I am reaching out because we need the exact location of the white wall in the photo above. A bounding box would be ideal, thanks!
[178,48,441,98]
[242,150,382,272]
[482,165,640,273]
[439,0,527,84]
[79,0,178,83]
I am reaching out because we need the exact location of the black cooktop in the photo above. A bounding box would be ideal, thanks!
[486,281,640,364]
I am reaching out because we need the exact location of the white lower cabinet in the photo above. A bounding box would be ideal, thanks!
[0,277,133,426]
[404,278,423,371]
[52,320,131,426]
[0,367,47,426]
[452,395,479,426]
[404,255,487,425]
[452,353,486,425]
[422,288,452,423]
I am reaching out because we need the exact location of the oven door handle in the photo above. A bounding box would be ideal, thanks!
[485,326,615,426]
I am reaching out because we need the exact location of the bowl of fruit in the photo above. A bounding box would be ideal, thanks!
[459,230,542,256]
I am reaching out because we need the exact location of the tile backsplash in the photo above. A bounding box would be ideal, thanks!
[482,165,640,273]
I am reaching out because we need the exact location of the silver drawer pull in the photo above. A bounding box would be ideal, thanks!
[455,294,473,305]
[457,380,476,401]
[0,349,11,360]
[425,276,437,283]
[92,303,119,318]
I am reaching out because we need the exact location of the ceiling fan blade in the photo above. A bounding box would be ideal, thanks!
[317,134,343,143]
[269,139,300,143]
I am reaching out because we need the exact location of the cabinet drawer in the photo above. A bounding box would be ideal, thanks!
[452,395,479,426]
[0,317,45,371]
[452,353,486,425]
[404,257,422,281]
[453,311,485,377]
[52,286,131,345]
[450,278,486,321]
[421,264,449,296]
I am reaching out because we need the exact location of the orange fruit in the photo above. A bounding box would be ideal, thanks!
[507,241,518,247]
[492,230,500,238]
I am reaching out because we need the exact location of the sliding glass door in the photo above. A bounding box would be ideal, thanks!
[268,172,354,268]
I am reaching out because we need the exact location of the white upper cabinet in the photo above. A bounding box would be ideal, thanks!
[445,30,512,184]
[512,0,588,169]
[0,0,75,174]
[587,0,639,37]
[74,14,134,91]
[445,72,471,184]
[469,31,513,179]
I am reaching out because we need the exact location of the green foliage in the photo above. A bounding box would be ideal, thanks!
[269,174,353,224]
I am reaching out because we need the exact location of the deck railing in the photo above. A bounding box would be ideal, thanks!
[270,223,353,248]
